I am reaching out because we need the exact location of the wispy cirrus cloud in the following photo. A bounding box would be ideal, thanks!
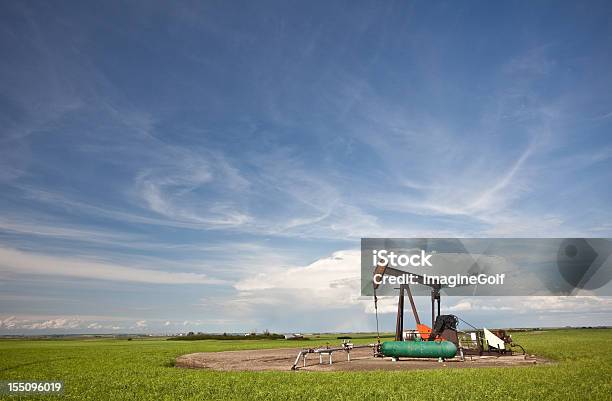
[0,247,226,285]
[1,1,612,333]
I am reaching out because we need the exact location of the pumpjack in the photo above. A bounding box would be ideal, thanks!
[373,262,524,357]
[290,260,526,369]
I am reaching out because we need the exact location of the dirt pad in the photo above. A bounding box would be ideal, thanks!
[176,346,550,372]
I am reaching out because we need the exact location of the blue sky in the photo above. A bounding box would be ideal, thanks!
[1,1,612,333]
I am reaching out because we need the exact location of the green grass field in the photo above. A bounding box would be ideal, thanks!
[1,329,610,400]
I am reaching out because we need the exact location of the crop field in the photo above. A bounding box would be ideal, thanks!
[0,329,610,401]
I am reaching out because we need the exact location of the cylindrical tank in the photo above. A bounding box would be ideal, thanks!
[381,341,457,359]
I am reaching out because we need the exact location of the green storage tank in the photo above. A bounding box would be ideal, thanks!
[381,341,457,359]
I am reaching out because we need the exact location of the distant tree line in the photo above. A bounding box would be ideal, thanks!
[168,332,284,341]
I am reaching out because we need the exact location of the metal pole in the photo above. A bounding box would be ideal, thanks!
[431,290,435,328]
[395,286,404,341]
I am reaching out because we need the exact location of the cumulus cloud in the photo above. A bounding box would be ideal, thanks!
[29,318,81,330]
[0,316,18,329]
[441,296,612,315]
[235,250,363,306]
[229,250,612,330]
[0,316,120,331]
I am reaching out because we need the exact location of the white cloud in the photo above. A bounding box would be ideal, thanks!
[0,316,82,330]
[0,316,18,329]
[0,247,226,285]
[446,301,473,312]
[135,157,252,228]
[235,250,362,306]
[0,217,138,243]
[229,250,612,330]
[29,319,81,330]
[0,315,130,331]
